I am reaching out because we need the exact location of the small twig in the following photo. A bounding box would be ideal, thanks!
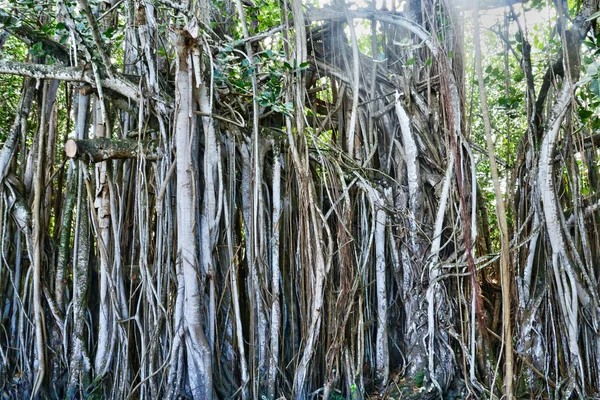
[192,111,245,127]
[239,25,284,43]
[469,140,511,168]
[97,0,125,21]
[155,161,177,215]
[44,158,68,191]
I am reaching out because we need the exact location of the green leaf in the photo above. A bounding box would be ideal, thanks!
[406,58,415,66]
[583,39,596,49]
[103,27,115,38]
[591,79,600,98]
[28,42,45,57]
[578,108,594,120]
[513,72,524,83]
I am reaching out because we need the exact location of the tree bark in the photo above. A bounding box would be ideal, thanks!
[0,60,138,101]
[172,27,213,399]
[65,137,160,162]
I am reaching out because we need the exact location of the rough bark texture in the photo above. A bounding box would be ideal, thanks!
[65,138,160,162]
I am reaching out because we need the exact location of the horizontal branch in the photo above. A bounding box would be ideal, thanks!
[64,138,160,162]
[0,60,139,101]
[308,7,436,55]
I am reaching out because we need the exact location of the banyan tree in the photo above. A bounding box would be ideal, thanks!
[0,0,599,398]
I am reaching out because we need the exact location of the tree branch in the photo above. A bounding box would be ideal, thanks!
[307,7,437,56]
[64,138,160,162]
[77,0,114,76]
[0,9,70,63]
[0,60,139,101]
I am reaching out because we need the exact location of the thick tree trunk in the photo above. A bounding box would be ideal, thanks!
[171,28,213,399]
[67,93,92,398]
[268,142,282,398]
[67,164,92,399]
[93,99,114,378]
